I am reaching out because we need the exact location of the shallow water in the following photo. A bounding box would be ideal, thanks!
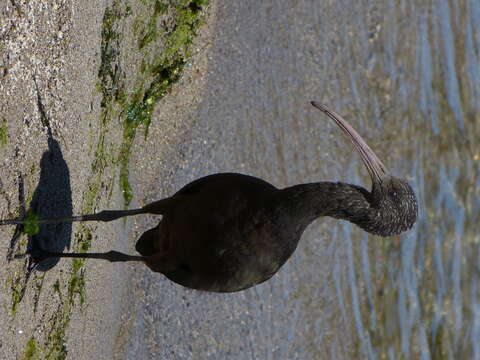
[123,0,480,358]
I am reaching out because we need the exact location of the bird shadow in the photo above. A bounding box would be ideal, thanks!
[7,78,73,271]
[27,132,73,271]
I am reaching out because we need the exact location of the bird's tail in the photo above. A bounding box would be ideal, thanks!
[135,226,159,256]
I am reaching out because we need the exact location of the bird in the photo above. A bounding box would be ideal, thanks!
[2,102,417,293]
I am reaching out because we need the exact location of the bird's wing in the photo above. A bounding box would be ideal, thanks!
[174,172,277,196]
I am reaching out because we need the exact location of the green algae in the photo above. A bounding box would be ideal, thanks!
[0,118,8,146]
[23,210,40,236]
[10,276,23,315]
[21,338,40,360]
[119,0,209,206]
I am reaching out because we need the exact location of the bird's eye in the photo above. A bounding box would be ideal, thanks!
[389,190,398,198]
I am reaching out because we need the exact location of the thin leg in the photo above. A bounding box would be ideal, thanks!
[30,249,145,263]
[141,196,180,215]
[0,208,146,226]
[0,196,182,227]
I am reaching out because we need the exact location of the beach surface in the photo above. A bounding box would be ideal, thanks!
[2,1,478,359]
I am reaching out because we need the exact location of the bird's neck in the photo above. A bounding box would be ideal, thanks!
[271,182,373,232]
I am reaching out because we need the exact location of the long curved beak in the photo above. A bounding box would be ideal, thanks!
[311,101,388,183]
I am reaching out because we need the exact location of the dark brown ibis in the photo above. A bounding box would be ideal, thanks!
[1,102,417,292]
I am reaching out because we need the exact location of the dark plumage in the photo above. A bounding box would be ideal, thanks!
[2,102,417,292]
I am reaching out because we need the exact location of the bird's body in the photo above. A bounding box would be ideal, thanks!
[142,173,334,292]
[141,173,284,292]
[2,103,418,293]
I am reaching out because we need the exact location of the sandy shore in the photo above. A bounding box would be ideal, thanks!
[0,1,216,358]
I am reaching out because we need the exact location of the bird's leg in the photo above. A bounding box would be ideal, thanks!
[0,208,147,226]
[28,249,145,263]
[0,197,180,226]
